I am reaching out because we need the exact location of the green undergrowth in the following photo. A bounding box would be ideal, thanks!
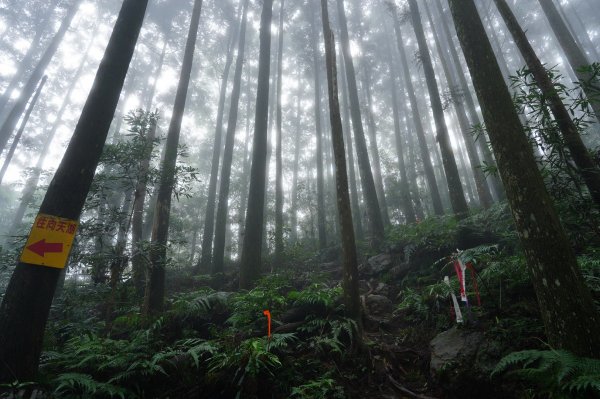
[30,277,359,398]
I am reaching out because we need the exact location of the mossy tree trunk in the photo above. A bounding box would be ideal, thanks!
[0,0,149,382]
[449,0,600,357]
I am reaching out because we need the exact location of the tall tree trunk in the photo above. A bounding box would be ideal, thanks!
[0,0,148,382]
[310,3,328,250]
[407,0,468,217]
[424,1,493,209]
[130,36,167,297]
[212,0,250,275]
[196,8,239,273]
[362,74,390,226]
[492,0,600,208]
[335,0,384,246]
[143,0,202,315]
[390,7,444,216]
[131,118,158,298]
[9,22,99,235]
[338,48,363,239]
[537,0,600,123]
[0,0,80,154]
[237,71,253,246]
[290,88,301,244]
[449,0,600,357]
[435,0,505,201]
[387,53,416,223]
[0,75,47,185]
[239,0,274,289]
[320,0,361,327]
[274,0,285,267]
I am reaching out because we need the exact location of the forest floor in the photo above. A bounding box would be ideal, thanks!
[4,202,600,398]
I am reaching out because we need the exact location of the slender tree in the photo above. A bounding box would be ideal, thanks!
[320,0,361,325]
[196,6,239,273]
[289,85,302,243]
[423,0,493,209]
[407,0,468,217]
[9,24,99,234]
[143,0,203,315]
[0,0,80,154]
[239,0,274,289]
[537,0,600,123]
[212,0,250,275]
[309,1,328,250]
[338,44,364,239]
[274,0,285,266]
[335,0,384,246]
[449,0,600,357]
[387,51,416,223]
[0,75,47,185]
[493,0,600,208]
[0,0,149,382]
[434,0,504,201]
[131,38,168,297]
[389,4,444,216]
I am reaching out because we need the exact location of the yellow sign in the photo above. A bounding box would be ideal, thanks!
[19,213,79,269]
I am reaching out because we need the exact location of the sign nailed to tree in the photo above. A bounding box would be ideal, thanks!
[19,213,79,269]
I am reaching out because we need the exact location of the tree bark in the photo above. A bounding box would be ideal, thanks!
[449,0,600,357]
[143,0,202,315]
[390,7,444,216]
[212,0,250,275]
[239,0,274,289]
[407,0,469,217]
[493,0,600,209]
[320,0,361,326]
[0,0,148,382]
[335,0,384,246]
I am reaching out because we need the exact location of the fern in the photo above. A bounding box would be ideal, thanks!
[493,349,600,397]
[287,283,341,308]
[53,373,130,398]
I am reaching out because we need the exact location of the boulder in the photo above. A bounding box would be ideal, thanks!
[365,294,394,316]
[367,253,393,274]
[430,326,484,375]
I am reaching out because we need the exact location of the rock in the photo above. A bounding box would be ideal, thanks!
[365,294,394,316]
[388,263,412,280]
[429,327,484,376]
[372,282,392,298]
[367,253,393,274]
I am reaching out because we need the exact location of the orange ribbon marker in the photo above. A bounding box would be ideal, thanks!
[263,310,271,338]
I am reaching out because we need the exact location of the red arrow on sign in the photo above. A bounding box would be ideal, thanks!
[26,239,64,257]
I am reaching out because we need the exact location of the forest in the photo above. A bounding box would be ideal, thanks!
[0,0,599,397]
